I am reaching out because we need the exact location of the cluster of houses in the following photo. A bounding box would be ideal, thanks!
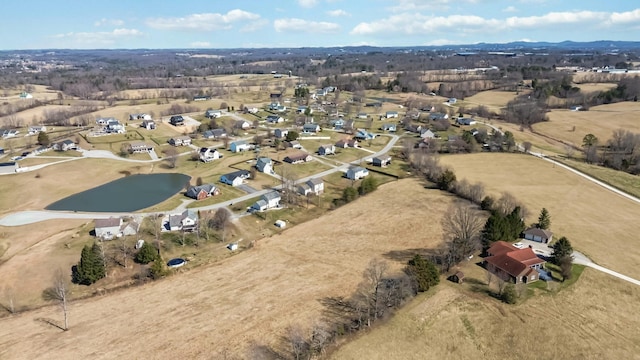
[168,136,192,147]
[96,117,125,134]
[94,217,140,240]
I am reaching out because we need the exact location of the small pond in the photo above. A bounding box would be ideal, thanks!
[46,173,191,212]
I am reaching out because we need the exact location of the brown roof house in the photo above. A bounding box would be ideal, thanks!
[284,152,312,164]
[484,241,546,284]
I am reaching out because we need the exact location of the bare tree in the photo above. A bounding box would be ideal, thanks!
[287,325,309,360]
[486,271,494,287]
[163,147,179,168]
[468,182,485,204]
[495,192,519,216]
[442,203,484,248]
[354,258,388,327]
[279,164,298,205]
[522,141,532,153]
[42,269,70,331]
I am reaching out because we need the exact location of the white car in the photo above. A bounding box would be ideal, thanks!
[513,242,525,249]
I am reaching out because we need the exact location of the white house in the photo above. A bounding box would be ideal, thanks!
[256,157,274,174]
[318,144,335,156]
[169,136,192,146]
[274,128,289,139]
[306,178,324,194]
[266,115,284,124]
[251,191,281,211]
[205,109,222,118]
[28,125,46,135]
[140,120,156,130]
[230,140,251,153]
[94,218,123,239]
[199,147,221,162]
[346,166,369,180]
[106,119,125,134]
[220,170,251,187]
[385,111,399,119]
[168,210,198,232]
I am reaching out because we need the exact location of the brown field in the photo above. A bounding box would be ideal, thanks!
[574,82,617,93]
[462,89,522,112]
[440,153,640,278]
[534,102,640,147]
[332,269,640,359]
[0,179,456,359]
[0,104,73,126]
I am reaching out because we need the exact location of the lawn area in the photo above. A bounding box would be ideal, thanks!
[553,156,640,199]
[440,152,640,279]
[462,89,522,112]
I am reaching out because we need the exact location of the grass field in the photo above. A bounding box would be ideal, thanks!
[554,157,640,199]
[462,89,522,112]
[331,269,640,359]
[0,178,457,359]
[534,102,640,147]
[574,82,617,93]
[440,152,640,279]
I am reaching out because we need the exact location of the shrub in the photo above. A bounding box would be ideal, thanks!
[135,242,158,264]
[502,283,518,304]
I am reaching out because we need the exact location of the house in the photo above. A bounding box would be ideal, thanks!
[129,113,152,121]
[303,123,320,133]
[284,152,312,164]
[274,128,289,139]
[169,115,184,126]
[234,120,251,130]
[570,105,583,111]
[429,112,449,121]
[129,141,154,153]
[169,136,192,146]
[330,118,345,130]
[230,140,251,153]
[522,227,553,244]
[185,184,220,200]
[297,105,313,114]
[456,117,477,126]
[318,144,335,156]
[28,125,46,135]
[372,154,391,167]
[420,129,436,139]
[168,210,198,232]
[404,124,423,134]
[140,120,156,130]
[385,111,399,119]
[53,139,76,151]
[220,170,251,186]
[266,115,284,124]
[246,107,259,114]
[297,183,312,196]
[251,191,281,211]
[448,98,457,104]
[19,92,33,99]
[380,123,396,132]
[94,217,123,239]
[346,166,369,180]
[315,88,328,97]
[205,109,222,119]
[199,147,221,162]
[1,129,19,138]
[203,128,227,139]
[484,241,546,284]
[106,119,125,134]
[305,178,324,195]
[255,157,274,173]
[193,95,211,101]
[119,221,139,237]
[269,102,287,112]
[335,138,358,148]
[357,113,368,119]
[354,129,376,141]
[284,140,302,149]
[270,93,283,102]
[96,117,115,126]
[407,110,421,120]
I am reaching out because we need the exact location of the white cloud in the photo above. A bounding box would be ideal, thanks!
[94,18,124,27]
[388,0,478,12]
[146,9,261,31]
[351,9,640,36]
[240,19,269,33]
[51,28,142,45]
[502,6,517,13]
[190,41,211,48]
[274,18,340,33]
[297,0,318,7]
[327,9,350,17]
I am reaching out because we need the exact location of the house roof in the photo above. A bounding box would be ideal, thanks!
[523,227,553,239]
[185,184,216,198]
[231,140,247,146]
[373,154,391,161]
[256,157,272,167]
[319,144,334,150]
[285,152,310,162]
[95,217,121,228]
[307,178,323,186]
[129,141,149,148]
[262,191,281,201]
[223,170,250,181]
[173,135,191,141]
[254,199,268,208]
[485,241,546,278]
[348,166,367,173]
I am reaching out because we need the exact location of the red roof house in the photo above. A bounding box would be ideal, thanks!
[485,241,546,284]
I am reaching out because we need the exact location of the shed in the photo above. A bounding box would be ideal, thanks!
[274,220,287,228]
[450,271,465,284]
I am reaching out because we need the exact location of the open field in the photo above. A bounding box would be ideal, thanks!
[462,89,522,112]
[440,152,640,279]
[0,104,73,126]
[554,157,640,199]
[332,269,640,359]
[574,82,617,93]
[0,179,456,359]
[534,102,640,147]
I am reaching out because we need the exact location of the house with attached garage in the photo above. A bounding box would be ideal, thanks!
[284,152,312,164]
[335,138,358,148]
[185,184,220,200]
[234,120,251,130]
[274,128,288,139]
[205,109,222,119]
[429,112,449,121]
[354,129,376,141]
[330,118,345,130]
[106,119,125,134]
[53,139,76,151]
[284,140,302,149]
[94,217,123,239]
[298,178,324,195]
[380,123,396,132]
[522,227,553,244]
[420,129,436,139]
[357,112,368,119]
[372,154,391,167]
[220,170,251,186]
[230,140,251,153]
[28,125,46,135]
[251,191,282,212]
[203,128,227,139]
[484,241,546,284]
[129,141,154,153]
[385,111,399,119]
[199,147,221,162]
[303,123,320,133]
[266,115,284,124]
[169,115,184,126]
[167,210,198,232]
[255,157,274,174]
[140,119,156,130]
[169,135,192,146]
[456,117,476,126]
[346,166,369,180]
[318,144,335,155]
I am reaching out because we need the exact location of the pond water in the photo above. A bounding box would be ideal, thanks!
[46,173,191,212]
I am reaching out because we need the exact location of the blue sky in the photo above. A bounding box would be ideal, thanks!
[1,0,639,49]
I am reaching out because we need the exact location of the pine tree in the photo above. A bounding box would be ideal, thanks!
[74,243,106,285]
[537,208,551,230]
[358,176,378,195]
[406,254,440,292]
[552,237,573,264]
[505,207,525,240]
[37,131,50,146]
[135,242,159,264]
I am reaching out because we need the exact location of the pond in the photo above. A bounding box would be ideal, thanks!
[46,173,191,212]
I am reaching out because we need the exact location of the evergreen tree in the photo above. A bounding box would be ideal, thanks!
[505,207,525,240]
[406,254,440,292]
[481,213,506,248]
[341,187,358,203]
[437,169,456,191]
[37,131,50,146]
[537,208,551,230]
[285,130,299,142]
[558,255,573,282]
[358,176,378,195]
[149,258,167,279]
[501,283,517,304]
[74,243,106,285]
[135,242,159,264]
[552,237,573,264]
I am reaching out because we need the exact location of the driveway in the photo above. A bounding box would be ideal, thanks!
[237,184,259,194]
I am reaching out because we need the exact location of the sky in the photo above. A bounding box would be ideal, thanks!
[1,0,639,50]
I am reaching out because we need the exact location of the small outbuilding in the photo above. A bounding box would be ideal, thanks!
[450,271,465,284]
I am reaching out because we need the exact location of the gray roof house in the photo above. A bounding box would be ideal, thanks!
[220,170,251,186]
[372,154,392,167]
[303,123,320,133]
[185,184,220,200]
[274,128,289,139]
[346,166,369,180]
[256,157,274,173]
[94,218,123,239]
[251,191,281,211]
[522,227,553,244]
[318,144,335,156]
[168,210,198,232]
